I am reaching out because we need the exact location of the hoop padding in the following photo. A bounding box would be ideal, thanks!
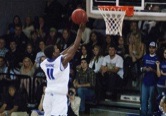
[98,6,134,36]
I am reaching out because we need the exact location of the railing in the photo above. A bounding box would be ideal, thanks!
[0,73,46,104]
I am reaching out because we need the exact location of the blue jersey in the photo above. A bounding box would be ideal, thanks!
[142,54,158,86]
[158,61,166,86]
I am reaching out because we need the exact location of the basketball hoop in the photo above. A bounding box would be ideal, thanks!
[98,6,134,36]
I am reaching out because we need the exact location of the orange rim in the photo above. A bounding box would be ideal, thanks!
[98,6,134,17]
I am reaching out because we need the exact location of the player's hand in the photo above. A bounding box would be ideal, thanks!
[79,23,85,31]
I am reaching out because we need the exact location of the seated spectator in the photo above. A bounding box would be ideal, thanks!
[81,24,91,45]
[31,83,46,116]
[45,27,61,46]
[102,35,115,56]
[5,40,22,70]
[20,57,35,96]
[29,31,41,52]
[0,85,28,116]
[59,28,75,51]
[73,58,96,113]
[23,44,36,64]
[7,24,29,53]
[68,87,81,116]
[34,40,46,68]
[22,16,35,39]
[100,44,124,100]
[7,15,22,35]
[87,31,102,55]
[0,37,8,57]
[116,36,129,59]
[76,44,91,67]
[89,45,104,73]
[35,16,48,39]
[89,45,104,102]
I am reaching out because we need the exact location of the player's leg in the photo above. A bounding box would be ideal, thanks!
[51,94,68,116]
[43,93,52,116]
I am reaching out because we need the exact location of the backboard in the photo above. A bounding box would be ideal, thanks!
[86,0,166,21]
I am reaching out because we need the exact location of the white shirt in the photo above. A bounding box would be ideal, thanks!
[35,51,45,68]
[23,25,35,38]
[102,54,124,79]
[40,55,70,94]
[81,27,91,44]
[70,96,81,116]
[89,56,104,73]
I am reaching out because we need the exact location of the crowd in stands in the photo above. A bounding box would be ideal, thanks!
[0,0,166,116]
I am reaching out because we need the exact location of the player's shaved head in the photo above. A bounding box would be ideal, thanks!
[44,45,54,59]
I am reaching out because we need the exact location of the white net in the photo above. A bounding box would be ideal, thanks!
[98,7,126,36]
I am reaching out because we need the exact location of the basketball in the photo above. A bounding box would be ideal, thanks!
[71,8,88,25]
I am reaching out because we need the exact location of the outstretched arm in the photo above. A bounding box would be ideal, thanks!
[61,24,85,67]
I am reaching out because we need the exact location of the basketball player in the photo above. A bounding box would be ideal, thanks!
[40,24,84,116]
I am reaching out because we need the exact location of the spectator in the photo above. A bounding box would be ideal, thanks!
[89,45,104,102]
[128,32,145,87]
[59,28,75,50]
[0,37,8,57]
[102,35,115,56]
[73,58,96,113]
[89,45,104,74]
[75,44,91,68]
[141,41,158,116]
[100,44,124,100]
[87,31,102,54]
[68,87,81,116]
[5,40,22,70]
[81,24,91,45]
[126,21,142,45]
[0,85,28,116]
[23,44,36,64]
[7,15,22,35]
[45,27,60,46]
[20,57,35,96]
[34,40,45,68]
[116,36,129,59]
[7,24,29,53]
[31,83,46,116]
[156,48,166,96]
[29,31,41,52]
[35,16,48,39]
[80,45,91,62]
[22,16,35,39]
